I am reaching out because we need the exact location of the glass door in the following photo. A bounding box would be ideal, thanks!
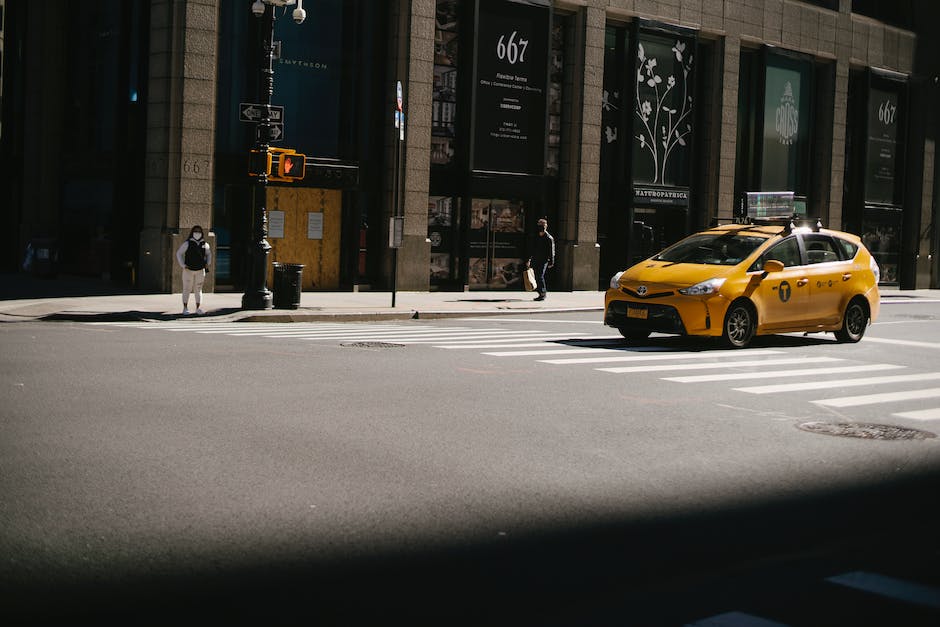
[468,198,527,289]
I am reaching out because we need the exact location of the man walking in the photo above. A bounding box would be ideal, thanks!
[527,217,555,301]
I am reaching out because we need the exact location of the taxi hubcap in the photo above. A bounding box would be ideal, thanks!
[846,304,865,335]
[727,308,751,342]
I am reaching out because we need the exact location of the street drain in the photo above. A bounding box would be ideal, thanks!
[340,341,404,349]
[796,422,936,441]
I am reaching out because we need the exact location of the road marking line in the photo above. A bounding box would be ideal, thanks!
[734,372,940,394]
[192,325,468,335]
[666,364,905,383]
[539,349,783,365]
[460,318,605,324]
[598,356,841,374]
[814,387,940,408]
[893,407,940,420]
[437,337,621,349]
[484,347,627,357]
[863,336,940,350]
[826,571,940,610]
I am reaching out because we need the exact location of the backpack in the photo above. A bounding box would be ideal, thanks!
[184,240,206,270]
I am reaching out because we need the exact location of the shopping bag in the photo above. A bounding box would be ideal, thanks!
[523,267,537,292]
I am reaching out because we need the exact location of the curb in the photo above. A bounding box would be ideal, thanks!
[27,306,605,324]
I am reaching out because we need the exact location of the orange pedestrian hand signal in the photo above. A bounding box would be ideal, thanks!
[275,152,306,181]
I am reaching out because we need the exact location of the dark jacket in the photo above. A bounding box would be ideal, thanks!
[530,231,555,265]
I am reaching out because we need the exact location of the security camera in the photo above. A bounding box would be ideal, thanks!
[292,7,306,24]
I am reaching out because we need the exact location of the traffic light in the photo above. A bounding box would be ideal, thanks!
[277,152,306,181]
[248,149,272,177]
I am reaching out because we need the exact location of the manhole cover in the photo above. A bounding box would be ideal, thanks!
[796,422,936,440]
[340,341,404,349]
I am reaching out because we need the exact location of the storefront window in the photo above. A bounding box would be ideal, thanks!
[432,0,460,167]
[632,31,694,189]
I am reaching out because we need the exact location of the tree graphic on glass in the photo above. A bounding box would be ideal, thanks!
[634,39,693,185]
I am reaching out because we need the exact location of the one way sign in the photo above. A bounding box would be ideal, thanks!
[239,103,285,123]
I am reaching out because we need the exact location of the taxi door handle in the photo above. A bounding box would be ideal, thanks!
[797,278,809,287]
[842,273,852,281]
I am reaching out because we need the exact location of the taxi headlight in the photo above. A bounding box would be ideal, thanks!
[678,277,726,296]
[609,271,624,289]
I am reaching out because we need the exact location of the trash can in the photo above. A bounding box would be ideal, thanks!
[272,262,304,309]
[25,238,59,278]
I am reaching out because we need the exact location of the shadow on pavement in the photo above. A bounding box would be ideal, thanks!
[0,272,141,301]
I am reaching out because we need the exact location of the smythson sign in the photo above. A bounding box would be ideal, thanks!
[471,0,550,175]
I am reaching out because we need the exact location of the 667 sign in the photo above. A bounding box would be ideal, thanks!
[496,31,529,65]
[472,0,549,175]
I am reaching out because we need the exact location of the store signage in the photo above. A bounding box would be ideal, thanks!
[633,185,690,207]
[760,60,810,192]
[775,82,799,145]
[471,0,549,175]
[865,86,902,205]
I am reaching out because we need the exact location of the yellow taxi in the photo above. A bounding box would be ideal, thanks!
[604,220,880,348]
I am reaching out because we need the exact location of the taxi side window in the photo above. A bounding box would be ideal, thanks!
[804,234,840,264]
[751,237,802,271]
[833,236,859,260]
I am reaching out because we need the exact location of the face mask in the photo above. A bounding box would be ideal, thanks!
[192,232,203,241]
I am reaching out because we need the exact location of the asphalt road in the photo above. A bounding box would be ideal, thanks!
[2,296,940,625]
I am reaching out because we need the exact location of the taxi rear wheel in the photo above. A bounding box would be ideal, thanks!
[723,300,756,349]
[619,328,651,342]
[834,297,868,343]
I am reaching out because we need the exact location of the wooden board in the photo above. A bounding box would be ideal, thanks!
[265,187,342,290]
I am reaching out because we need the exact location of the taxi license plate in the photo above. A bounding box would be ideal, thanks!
[627,307,648,320]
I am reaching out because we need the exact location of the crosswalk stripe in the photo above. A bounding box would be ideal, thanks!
[893,407,940,420]
[863,337,940,350]
[665,363,905,383]
[482,347,642,357]
[826,571,940,610]
[734,372,940,395]
[539,348,784,365]
[598,356,841,374]
[814,387,940,408]
[437,337,621,349]
[192,325,466,335]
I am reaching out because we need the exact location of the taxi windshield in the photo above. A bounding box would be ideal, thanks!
[654,232,768,266]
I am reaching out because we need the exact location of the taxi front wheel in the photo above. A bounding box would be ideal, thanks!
[723,301,756,349]
[834,298,868,343]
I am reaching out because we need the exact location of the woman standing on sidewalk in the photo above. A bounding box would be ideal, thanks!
[175,226,211,315]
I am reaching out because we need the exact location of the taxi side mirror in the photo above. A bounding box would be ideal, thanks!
[762,259,785,273]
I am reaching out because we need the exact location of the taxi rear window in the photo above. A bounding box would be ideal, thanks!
[654,233,768,266]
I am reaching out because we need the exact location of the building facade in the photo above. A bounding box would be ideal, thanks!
[2,0,938,296]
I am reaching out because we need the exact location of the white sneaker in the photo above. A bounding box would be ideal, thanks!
[183,307,190,315]
[196,308,205,315]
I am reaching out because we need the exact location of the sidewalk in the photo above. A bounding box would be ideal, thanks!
[2,273,935,324]
[0,273,604,323]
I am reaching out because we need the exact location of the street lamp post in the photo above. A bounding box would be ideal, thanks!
[242,0,305,310]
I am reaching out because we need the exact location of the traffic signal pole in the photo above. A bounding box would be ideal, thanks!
[242,3,276,310]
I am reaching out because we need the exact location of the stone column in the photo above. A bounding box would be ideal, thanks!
[139,0,218,293]
[559,2,604,291]
[389,0,434,291]
[716,34,740,221]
